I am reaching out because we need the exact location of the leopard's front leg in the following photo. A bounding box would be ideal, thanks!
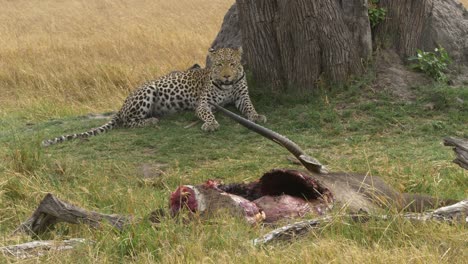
[234,80,267,123]
[196,99,219,132]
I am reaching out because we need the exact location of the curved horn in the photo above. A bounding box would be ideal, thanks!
[211,103,327,174]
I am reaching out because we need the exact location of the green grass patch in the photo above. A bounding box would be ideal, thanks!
[0,83,467,263]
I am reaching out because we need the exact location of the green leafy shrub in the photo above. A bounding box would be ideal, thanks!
[408,46,452,82]
[368,0,387,28]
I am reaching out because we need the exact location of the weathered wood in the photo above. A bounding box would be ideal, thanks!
[252,216,330,246]
[432,199,468,221]
[235,0,369,92]
[11,193,465,249]
[253,200,468,245]
[444,137,468,170]
[14,193,133,236]
[1,238,87,259]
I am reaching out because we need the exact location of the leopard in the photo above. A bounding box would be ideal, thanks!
[42,47,266,147]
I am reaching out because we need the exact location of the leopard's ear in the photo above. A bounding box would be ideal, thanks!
[237,46,243,55]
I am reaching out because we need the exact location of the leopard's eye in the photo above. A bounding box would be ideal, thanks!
[216,63,223,67]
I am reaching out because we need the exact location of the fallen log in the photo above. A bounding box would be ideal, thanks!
[14,193,133,236]
[253,200,468,245]
[444,137,468,170]
[10,196,466,254]
[0,238,87,259]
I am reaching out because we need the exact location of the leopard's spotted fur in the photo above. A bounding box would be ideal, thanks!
[42,48,266,146]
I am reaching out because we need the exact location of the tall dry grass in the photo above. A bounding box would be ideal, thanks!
[1,0,467,120]
[0,0,232,119]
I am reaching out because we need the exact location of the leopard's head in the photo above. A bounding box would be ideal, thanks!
[208,47,244,85]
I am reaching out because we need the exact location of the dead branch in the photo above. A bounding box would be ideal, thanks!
[14,193,134,236]
[253,200,468,245]
[444,137,468,170]
[432,199,468,222]
[12,194,466,248]
[252,216,333,246]
[184,120,200,129]
[1,238,87,259]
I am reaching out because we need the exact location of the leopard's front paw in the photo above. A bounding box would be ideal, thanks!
[249,114,267,123]
[201,121,220,132]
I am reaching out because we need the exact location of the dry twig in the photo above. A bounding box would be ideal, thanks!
[1,238,87,259]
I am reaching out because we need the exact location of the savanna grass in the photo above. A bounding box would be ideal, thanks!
[1,0,467,263]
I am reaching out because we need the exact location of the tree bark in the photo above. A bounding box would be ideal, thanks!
[207,4,243,67]
[376,0,468,64]
[209,4,242,51]
[211,0,467,91]
[375,0,434,59]
[236,0,286,91]
[235,0,370,92]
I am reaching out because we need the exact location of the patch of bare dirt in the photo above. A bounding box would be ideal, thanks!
[372,49,431,101]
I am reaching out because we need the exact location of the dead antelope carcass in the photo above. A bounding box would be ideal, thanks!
[170,169,334,224]
[170,104,459,223]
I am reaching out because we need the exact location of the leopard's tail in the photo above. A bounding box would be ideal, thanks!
[42,116,120,147]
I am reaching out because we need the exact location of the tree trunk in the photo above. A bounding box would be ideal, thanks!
[236,0,286,91]
[206,4,243,67]
[376,0,468,64]
[375,0,434,59]
[211,0,468,91]
[235,0,370,92]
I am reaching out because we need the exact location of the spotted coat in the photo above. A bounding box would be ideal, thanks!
[42,48,266,146]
